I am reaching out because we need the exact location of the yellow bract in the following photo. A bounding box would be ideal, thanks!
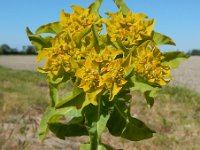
[106,12,155,48]
[75,46,127,104]
[60,6,100,38]
[100,59,127,100]
[75,57,102,106]
[36,32,80,76]
[76,58,100,92]
[35,4,173,106]
[132,41,171,86]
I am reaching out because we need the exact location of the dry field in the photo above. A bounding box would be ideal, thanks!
[170,56,200,93]
[0,55,43,71]
[0,55,200,150]
[0,55,200,93]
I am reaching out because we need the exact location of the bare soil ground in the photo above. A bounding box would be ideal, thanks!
[0,55,200,150]
[0,55,43,71]
[170,56,200,93]
[0,55,200,93]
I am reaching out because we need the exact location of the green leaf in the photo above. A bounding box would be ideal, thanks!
[56,91,86,109]
[113,0,131,15]
[26,27,52,51]
[107,36,129,55]
[80,144,111,150]
[82,99,110,149]
[49,83,59,107]
[38,106,82,142]
[99,34,111,46]
[55,86,83,108]
[163,51,189,69]
[144,91,155,107]
[35,22,63,35]
[114,89,132,102]
[153,31,176,46]
[121,116,155,141]
[116,38,129,55]
[99,144,114,150]
[46,69,70,85]
[97,113,110,138]
[38,107,55,142]
[98,145,112,150]
[107,101,155,141]
[80,144,91,150]
[130,76,159,92]
[75,26,91,47]
[89,0,103,18]
[48,121,88,139]
[83,104,109,139]
[130,76,158,107]
[48,107,82,122]
[92,25,102,53]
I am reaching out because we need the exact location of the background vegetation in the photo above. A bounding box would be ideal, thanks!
[0,44,36,55]
[187,49,200,56]
[1,43,200,56]
[0,65,200,149]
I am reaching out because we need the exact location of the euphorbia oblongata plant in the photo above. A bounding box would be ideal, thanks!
[26,0,187,149]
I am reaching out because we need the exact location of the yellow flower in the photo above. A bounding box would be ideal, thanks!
[75,57,103,105]
[76,59,99,92]
[106,12,155,48]
[100,59,127,100]
[75,46,126,104]
[60,5,101,38]
[36,33,79,76]
[89,46,123,63]
[132,41,171,86]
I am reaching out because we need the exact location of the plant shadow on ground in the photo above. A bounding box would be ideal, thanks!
[0,66,200,150]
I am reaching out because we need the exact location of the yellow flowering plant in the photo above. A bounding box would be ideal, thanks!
[26,0,188,149]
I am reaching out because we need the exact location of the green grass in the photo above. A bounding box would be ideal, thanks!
[158,85,200,104]
[1,66,200,149]
[127,86,200,150]
[0,65,49,115]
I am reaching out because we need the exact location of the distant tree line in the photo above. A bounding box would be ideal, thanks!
[187,49,200,56]
[1,43,200,56]
[0,44,36,55]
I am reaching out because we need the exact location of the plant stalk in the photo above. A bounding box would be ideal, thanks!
[89,96,102,150]
[90,132,99,150]
[113,0,130,15]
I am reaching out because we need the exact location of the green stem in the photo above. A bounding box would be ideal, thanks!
[49,83,58,107]
[113,0,131,15]
[114,103,127,119]
[89,97,101,150]
[90,0,103,18]
[90,132,98,150]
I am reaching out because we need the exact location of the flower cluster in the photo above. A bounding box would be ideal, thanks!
[106,12,155,48]
[36,5,171,106]
[60,6,99,37]
[36,32,82,75]
[75,46,127,105]
[132,41,171,85]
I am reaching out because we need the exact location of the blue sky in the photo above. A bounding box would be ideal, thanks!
[0,0,199,52]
